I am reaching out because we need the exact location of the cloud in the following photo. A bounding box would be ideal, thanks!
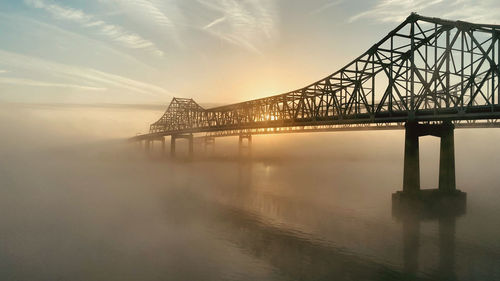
[26,0,90,21]
[0,49,171,97]
[24,0,164,56]
[0,11,159,72]
[0,77,107,91]
[441,0,500,24]
[203,16,226,30]
[309,0,343,15]
[103,0,183,47]
[349,0,500,24]
[349,0,443,23]
[198,0,278,53]
[114,0,174,28]
[0,70,8,74]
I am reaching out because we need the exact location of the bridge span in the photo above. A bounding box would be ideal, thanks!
[131,13,500,200]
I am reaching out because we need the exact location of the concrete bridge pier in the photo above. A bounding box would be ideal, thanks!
[402,121,457,192]
[239,134,252,157]
[144,139,151,154]
[403,121,420,192]
[204,137,215,154]
[439,123,455,192]
[170,134,194,158]
[161,137,166,156]
[395,120,465,210]
[144,137,166,156]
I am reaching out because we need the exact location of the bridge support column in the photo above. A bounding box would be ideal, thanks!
[145,139,151,154]
[204,137,215,154]
[161,137,166,156]
[439,121,455,192]
[402,121,457,192]
[403,121,420,192]
[170,134,194,158]
[189,135,194,157]
[394,121,464,213]
[239,134,252,157]
[170,136,176,157]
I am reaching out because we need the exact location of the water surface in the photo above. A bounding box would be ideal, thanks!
[1,104,499,281]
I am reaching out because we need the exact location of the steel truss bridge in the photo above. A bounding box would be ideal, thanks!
[132,13,500,195]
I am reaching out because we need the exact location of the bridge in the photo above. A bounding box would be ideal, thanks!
[132,13,500,198]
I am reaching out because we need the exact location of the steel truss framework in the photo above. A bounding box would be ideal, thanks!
[141,14,500,140]
[197,120,500,139]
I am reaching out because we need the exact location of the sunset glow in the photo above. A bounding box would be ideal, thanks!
[2,2,500,281]
[1,0,498,105]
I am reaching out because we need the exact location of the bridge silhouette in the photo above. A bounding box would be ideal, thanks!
[132,13,499,197]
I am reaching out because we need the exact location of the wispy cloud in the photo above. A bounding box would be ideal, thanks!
[103,0,183,47]
[441,0,500,24]
[0,49,171,97]
[0,77,106,91]
[24,0,164,56]
[203,16,226,30]
[0,70,8,74]
[198,0,278,53]
[349,0,500,24]
[349,0,443,23]
[111,0,174,28]
[0,11,159,72]
[309,0,343,15]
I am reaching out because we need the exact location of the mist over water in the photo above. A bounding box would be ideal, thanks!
[1,103,500,281]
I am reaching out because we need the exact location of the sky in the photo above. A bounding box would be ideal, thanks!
[0,0,499,105]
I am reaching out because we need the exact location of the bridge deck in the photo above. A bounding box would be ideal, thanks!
[131,119,500,141]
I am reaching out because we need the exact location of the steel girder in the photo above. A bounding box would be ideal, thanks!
[149,13,500,136]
